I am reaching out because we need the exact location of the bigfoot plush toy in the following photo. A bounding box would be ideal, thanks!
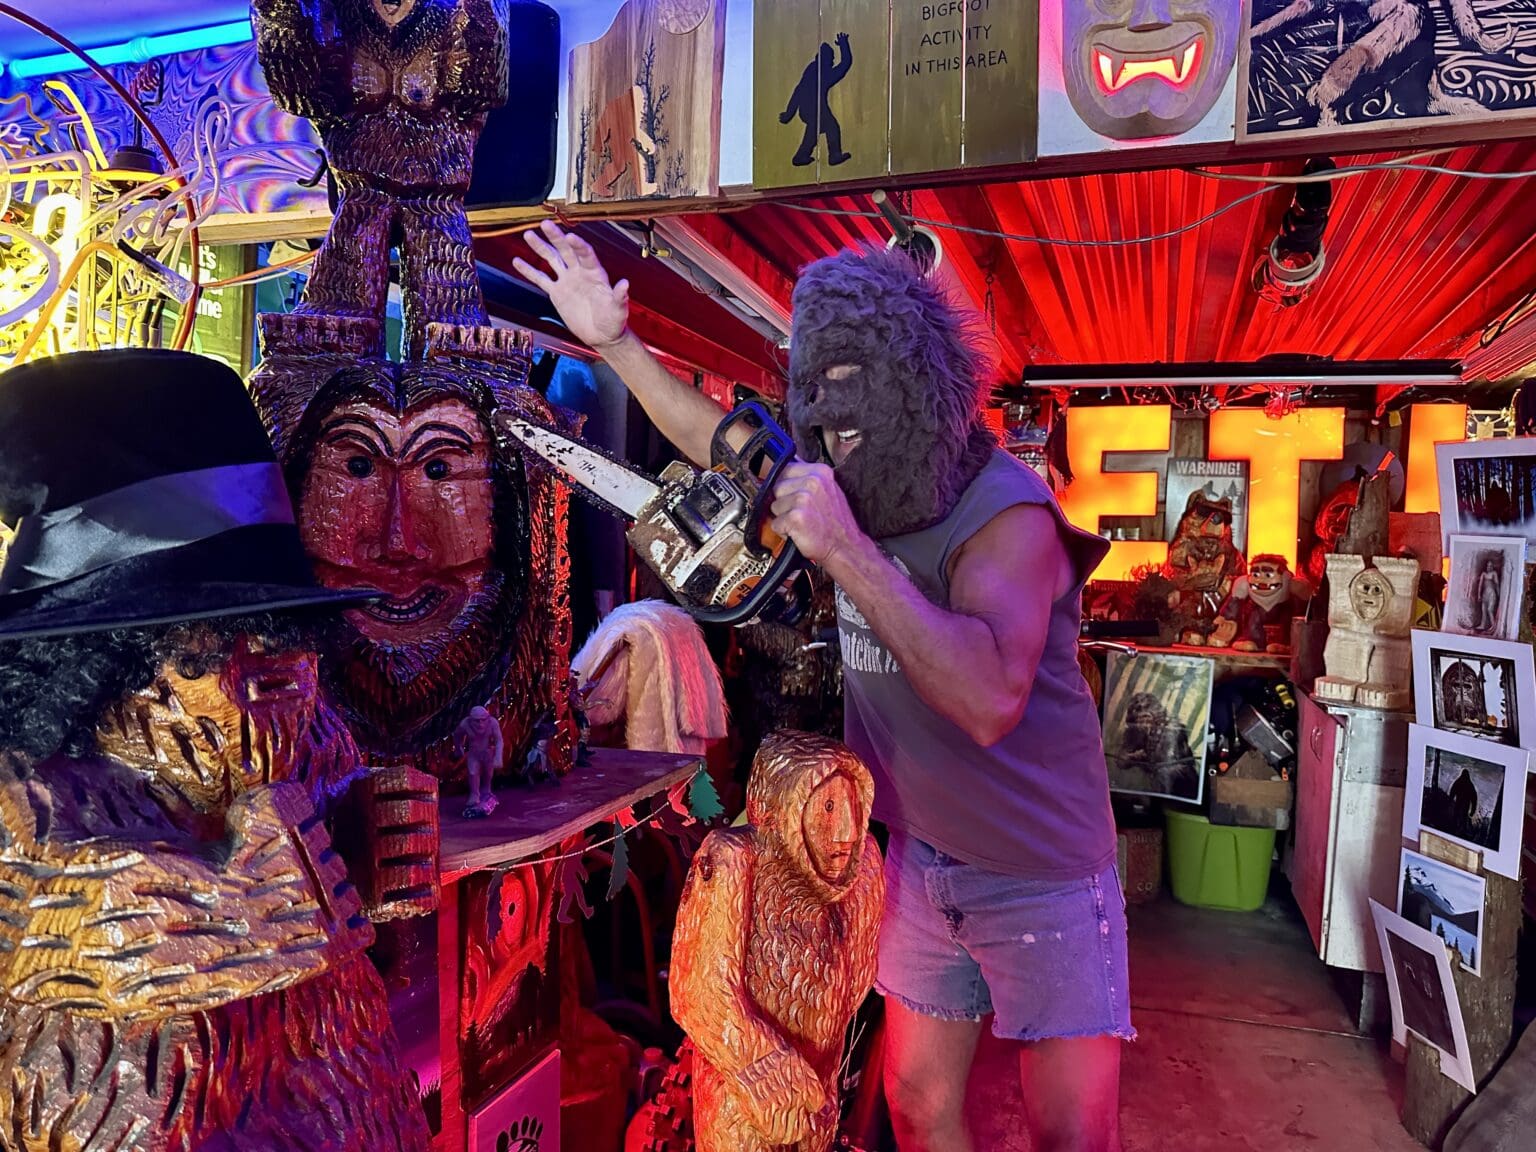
[0,351,427,1151]
[670,732,884,1152]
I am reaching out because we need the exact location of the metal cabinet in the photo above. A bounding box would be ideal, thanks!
[1294,695,1409,972]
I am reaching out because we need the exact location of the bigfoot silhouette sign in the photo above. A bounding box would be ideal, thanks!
[1244,0,1536,139]
[780,33,855,168]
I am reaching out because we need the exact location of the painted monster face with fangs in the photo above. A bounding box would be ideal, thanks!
[786,245,996,540]
[1062,0,1240,141]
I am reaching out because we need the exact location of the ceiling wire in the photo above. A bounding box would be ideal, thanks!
[778,151,1536,250]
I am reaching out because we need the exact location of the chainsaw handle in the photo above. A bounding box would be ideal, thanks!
[688,537,805,628]
[709,401,797,558]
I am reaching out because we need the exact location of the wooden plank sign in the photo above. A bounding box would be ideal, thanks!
[568,0,727,203]
[754,0,1038,189]
[890,0,964,176]
[963,0,1038,169]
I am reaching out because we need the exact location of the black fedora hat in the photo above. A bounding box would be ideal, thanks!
[0,349,374,640]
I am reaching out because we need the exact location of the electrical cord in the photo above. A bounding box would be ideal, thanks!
[779,151,1536,250]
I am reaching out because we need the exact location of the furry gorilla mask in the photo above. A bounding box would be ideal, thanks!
[787,245,996,539]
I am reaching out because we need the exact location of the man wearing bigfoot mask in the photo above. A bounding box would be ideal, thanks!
[517,221,1127,1152]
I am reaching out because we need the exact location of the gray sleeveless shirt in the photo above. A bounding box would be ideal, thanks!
[838,450,1117,880]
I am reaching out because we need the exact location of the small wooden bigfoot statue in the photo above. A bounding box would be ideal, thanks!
[453,705,503,817]
[1315,555,1420,710]
[670,732,884,1152]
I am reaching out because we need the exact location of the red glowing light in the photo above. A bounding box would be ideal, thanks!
[1093,35,1203,94]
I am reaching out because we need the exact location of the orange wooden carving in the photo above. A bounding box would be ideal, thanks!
[669,732,884,1152]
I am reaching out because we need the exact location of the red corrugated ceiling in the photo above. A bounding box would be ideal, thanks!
[693,142,1536,385]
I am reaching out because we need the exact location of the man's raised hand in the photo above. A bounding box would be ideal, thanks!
[513,220,631,352]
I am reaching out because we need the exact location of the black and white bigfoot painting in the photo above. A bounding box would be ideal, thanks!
[1244,0,1536,138]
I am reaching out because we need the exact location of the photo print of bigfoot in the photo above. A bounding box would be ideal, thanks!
[1404,723,1528,878]
[1440,440,1536,544]
[1417,745,1506,855]
[1244,0,1536,139]
[1102,652,1214,803]
[1386,925,1459,1056]
[1414,629,1536,749]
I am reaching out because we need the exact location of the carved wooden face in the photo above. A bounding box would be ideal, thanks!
[1062,0,1240,140]
[1349,568,1391,623]
[98,633,319,813]
[801,772,861,885]
[301,398,495,646]
[295,388,525,751]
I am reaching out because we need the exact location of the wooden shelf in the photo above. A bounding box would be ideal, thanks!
[439,748,702,879]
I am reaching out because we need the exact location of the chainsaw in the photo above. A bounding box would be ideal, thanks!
[497,401,807,626]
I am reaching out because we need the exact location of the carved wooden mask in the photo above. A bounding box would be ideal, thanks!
[1062,0,1240,139]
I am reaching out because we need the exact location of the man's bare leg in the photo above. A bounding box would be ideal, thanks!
[883,999,983,1152]
[1019,1035,1123,1152]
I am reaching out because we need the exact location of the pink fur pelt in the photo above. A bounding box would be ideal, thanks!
[573,601,729,756]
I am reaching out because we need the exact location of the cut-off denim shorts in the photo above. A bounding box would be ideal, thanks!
[875,832,1136,1043]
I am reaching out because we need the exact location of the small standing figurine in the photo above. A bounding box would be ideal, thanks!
[569,672,593,767]
[1314,555,1420,710]
[453,705,503,818]
[520,709,560,785]
[670,732,884,1152]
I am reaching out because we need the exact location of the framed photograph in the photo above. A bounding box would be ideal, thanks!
[1397,848,1486,976]
[1445,535,1527,641]
[1102,652,1214,804]
[1403,724,1527,880]
[1436,439,1536,550]
[1371,900,1475,1095]
[1412,630,1536,750]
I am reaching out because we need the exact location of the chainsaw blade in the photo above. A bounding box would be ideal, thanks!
[496,414,662,522]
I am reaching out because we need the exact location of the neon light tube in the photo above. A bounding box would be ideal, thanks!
[5,19,254,80]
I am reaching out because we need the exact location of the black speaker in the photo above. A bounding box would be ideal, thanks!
[466,0,560,209]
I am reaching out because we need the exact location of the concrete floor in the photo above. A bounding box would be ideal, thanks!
[966,894,1425,1151]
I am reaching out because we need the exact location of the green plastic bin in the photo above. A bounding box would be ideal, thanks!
[1164,809,1275,912]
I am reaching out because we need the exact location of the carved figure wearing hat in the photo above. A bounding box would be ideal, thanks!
[0,350,427,1150]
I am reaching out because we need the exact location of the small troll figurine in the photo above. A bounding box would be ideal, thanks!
[453,704,503,817]
[670,732,884,1152]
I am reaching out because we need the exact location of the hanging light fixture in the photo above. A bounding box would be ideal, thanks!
[1253,157,1334,308]
[872,189,943,274]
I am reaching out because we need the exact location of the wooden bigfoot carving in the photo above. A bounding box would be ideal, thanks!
[251,0,510,356]
[0,642,428,1150]
[1315,555,1420,710]
[670,732,884,1152]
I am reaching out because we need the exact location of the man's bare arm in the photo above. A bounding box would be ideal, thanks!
[824,503,1070,746]
[514,222,722,467]
[768,464,1072,744]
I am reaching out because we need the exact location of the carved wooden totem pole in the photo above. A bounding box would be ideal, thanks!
[0,350,429,1151]
[670,732,885,1152]
[1315,555,1421,710]
[249,0,576,856]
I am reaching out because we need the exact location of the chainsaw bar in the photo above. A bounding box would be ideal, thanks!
[494,412,657,525]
